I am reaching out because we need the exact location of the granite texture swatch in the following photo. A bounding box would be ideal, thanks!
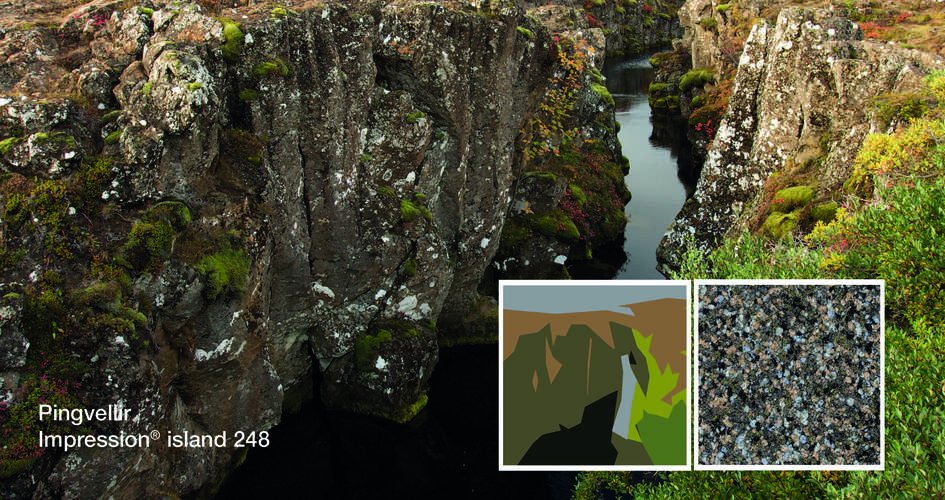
[697,284,882,466]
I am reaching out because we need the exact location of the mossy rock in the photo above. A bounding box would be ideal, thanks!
[811,201,839,223]
[355,329,394,371]
[196,248,251,300]
[253,58,290,77]
[521,170,557,182]
[590,83,615,107]
[121,221,176,268]
[762,211,799,240]
[650,95,680,110]
[770,185,815,213]
[523,211,580,243]
[648,82,670,94]
[679,68,716,92]
[69,281,121,309]
[400,199,421,222]
[218,18,244,62]
[147,201,192,231]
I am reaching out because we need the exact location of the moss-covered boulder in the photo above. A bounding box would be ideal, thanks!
[811,201,839,223]
[770,185,816,213]
[323,319,438,423]
[762,211,800,240]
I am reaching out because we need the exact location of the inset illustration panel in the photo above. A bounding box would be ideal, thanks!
[499,280,690,470]
[696,280,884,470]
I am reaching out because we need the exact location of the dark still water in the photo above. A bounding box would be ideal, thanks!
[216,345,573,499]
[604,56,697,279]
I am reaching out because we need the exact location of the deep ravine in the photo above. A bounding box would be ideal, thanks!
[604,55,697,279]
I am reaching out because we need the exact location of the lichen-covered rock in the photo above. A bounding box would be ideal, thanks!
[657,7,945,272]
[0,0,608,496]
[0,288,27,371]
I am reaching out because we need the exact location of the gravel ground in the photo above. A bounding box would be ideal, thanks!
[697,283,882,466]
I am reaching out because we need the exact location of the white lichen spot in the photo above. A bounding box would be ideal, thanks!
[375,289,387,300]
[312,282,335,298]
[64,151,76,159]
[554,255,567,265]
[405,171,415,183]
[480,238,490,248]
[376,356,388,371]
[194,337,234,362]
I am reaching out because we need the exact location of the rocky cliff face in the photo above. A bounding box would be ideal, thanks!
[657,5,945,271]
[0,0,621,496]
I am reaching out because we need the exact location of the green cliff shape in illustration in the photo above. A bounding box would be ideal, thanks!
[616,324,685,443]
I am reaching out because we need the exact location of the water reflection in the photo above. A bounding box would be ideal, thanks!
[604,55,698,279]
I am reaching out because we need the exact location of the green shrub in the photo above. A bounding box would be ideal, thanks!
[516,26,534,39]
[812,175,945,325]
[716,3,731,13]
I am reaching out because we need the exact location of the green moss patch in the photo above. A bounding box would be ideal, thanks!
[355,329,393,371]
[195,248,250,300]
[119,202,192,271]
[770,185,815,213]
[253,58,290,77]
[218,18,244,62]
[400,199,421,222]
[591,83,615,107]
[679,68,716,92]
[810,201,839,223]
[406,111,426,124]
[762,211,799,240]
[104,130,122,145]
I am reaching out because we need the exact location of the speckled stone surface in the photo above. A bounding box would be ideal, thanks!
[697,284,882,466]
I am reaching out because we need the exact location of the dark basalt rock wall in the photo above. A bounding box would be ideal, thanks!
[0,0,625,497]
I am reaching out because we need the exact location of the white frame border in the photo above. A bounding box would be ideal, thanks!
[499,279,692,471]
[693,279,885,471]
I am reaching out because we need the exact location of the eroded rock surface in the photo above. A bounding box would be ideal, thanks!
[0,0,621,497]
[657,6,944,272]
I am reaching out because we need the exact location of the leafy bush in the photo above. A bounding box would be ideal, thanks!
[810,176,945,325]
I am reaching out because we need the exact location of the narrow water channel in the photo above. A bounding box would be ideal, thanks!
[604,56,697,279]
